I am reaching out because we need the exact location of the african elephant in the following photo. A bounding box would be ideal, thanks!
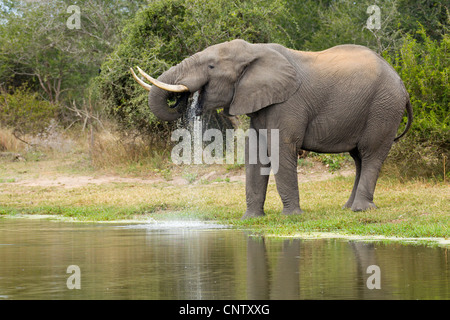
[131,39,412,218]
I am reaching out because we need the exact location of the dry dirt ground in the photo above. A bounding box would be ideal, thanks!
[6,159,354,189]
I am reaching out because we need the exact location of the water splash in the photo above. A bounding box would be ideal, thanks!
[118,220,230,231]
[188,91,200,121]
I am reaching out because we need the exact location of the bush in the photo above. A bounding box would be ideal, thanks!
[0,85,58,135]
[0,127,22,152]
[384,27,449,180]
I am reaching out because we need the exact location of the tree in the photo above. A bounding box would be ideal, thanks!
[277,0,333,50]
[0,0,145,105]
[300,0,402,53]
[396,0,448,41]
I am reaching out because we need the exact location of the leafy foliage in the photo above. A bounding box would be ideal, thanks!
[396,0,448,41]
[0,0,145,105]
[0,85,57,135]
[384,27,449,179]
[388,28,448,135]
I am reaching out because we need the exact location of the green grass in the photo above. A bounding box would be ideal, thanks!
[0,173,448,240]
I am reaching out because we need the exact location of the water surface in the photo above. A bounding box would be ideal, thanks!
[0,218,448,299]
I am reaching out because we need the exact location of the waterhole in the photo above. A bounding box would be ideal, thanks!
[0,218,448,299]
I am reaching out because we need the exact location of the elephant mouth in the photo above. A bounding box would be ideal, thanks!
[167,91,190,111]
[166,87,205,118]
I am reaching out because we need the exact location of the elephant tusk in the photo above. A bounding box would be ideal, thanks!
[136,66,189,93]
[130,67,152,91]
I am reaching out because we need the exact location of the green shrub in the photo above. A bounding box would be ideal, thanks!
[0,85,57,135]
[310,153,351,172]
[384,27,449,180]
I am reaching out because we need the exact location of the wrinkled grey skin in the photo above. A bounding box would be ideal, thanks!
[146,39,412,218]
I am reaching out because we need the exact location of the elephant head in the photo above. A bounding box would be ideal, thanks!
[131,39,301,121]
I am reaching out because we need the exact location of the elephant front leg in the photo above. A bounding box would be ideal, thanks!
[242,135,270,219]
[242,157,270,219]
[274,143,303,216]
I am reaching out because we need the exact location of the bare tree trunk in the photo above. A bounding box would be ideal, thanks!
[88,97,95,161]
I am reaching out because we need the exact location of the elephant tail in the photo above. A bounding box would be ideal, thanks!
[394,98,413,142]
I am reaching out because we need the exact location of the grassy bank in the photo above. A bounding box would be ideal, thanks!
[1,161,448,241]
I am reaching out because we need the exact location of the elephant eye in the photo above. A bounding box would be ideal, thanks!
[208,65,215,69]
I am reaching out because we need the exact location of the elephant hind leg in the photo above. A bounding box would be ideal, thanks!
[343,148,361,209]
[350,160,380,212]
[349,99,403,211]
[350,148,391,212]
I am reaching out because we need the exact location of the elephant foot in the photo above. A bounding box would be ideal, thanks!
[342,201,353,210]
[351,200,377,212]
[282,207,304,216]
[241,210,265,220]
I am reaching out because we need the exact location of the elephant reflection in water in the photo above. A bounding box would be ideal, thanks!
[247,237,300,299]
[246,237,386,299]
[349,241,387,299]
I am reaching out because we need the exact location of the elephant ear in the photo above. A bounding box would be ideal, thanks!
[229,46,300,116]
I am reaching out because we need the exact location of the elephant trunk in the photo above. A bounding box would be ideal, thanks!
[133,54,205,122]
[147,70,189,122]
